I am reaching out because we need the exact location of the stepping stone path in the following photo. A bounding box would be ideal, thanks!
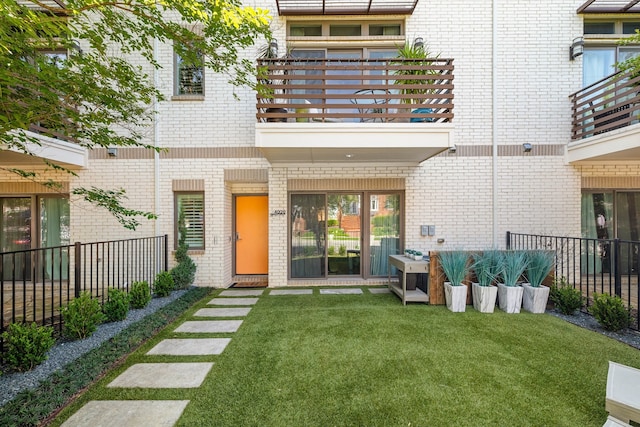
[269,289,313,295]
[62,288,261,427]
[320,288,363,295]
[62,287,381,425]
[62,400,189,427]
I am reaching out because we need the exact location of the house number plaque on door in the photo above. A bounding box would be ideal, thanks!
[270,209,286,216]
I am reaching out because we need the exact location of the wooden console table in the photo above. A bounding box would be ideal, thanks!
[388,254,429,305]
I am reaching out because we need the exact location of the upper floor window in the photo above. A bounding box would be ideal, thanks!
[174,49,204,96]
[584,20,640,35]
[288,21,403,38]
[583,20,640,86]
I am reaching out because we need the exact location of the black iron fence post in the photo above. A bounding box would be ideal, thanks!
[74,242,82,298]
[506,231,511,250]
[164,234,169,272]
[613,238,622,298]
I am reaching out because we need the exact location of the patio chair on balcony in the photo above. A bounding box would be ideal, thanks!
[351,89,394,123]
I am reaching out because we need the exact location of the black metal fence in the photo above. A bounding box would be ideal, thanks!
[1,235,168,341]
[507,231,640,330]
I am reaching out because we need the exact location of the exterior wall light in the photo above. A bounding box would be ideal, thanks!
[523,143,532,153]
[413,37,424,49]
[570,37,584,61]
[107,147,118,157]
[448,144,457,153]
[269,39,279,58]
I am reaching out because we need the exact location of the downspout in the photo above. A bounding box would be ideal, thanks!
[153,37,160,239]
[492,0,498,248]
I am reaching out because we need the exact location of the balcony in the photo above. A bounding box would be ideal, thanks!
[1,127,86,168]
[568,69,640,162]
[255,57,454,165]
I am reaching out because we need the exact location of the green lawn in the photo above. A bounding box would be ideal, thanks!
[53,289,640,426]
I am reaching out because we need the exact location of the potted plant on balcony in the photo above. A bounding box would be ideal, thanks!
[497,251,529,314]
[257,39,289,122]
[471,250,503,313]
[438,250,470,313]
[522,250,555,314]
[393,39,439,122]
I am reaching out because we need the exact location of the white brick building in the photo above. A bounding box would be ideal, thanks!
[2,0,639,290]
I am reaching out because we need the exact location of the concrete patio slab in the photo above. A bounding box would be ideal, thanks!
[107,363,213,388]
[174,320,243,333]
[61,400,189,427]
[319,288,363,295]
[220,289,264,297]
[208,297,259,306]
[194,307,251,317]
[368,288,391,294]
[269,289,313,295]
[147,338,231,356]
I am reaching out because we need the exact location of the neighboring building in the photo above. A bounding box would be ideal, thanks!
[2,0,639,288]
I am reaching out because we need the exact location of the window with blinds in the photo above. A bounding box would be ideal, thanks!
[175,193,204,249]
[174,49,204,96]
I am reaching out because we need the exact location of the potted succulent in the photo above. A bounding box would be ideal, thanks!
[522,250,555,314]
[497,251,529,314]
[438,250,470,313]
[471,250,503,313]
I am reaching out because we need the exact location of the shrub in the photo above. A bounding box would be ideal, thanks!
[550,277,583,315]
[129,280,151,309]
[61,291,105,340]
[102,288,130,322]
[589,293,632,332]
[171,208,197,289]
[154,270,175,297]
[1,322,55,372]
[339,245,346,256]
[172,258,196,289]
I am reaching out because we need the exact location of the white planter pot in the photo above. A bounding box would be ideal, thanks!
[472,283,497,313]
[444,282,467,313]
[522,284,550,314]
[497,283,523,314]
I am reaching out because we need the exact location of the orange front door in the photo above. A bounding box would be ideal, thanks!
[235,195,268,275]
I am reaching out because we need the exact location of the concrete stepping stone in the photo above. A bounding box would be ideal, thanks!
[369,288,391,294]
[194,307,251,317]
[220,289,264,297]
[108,363,213,388]
[174,320,243,333]
[147,338,231,356]
[208,297,259,306]
[61,400,189,427]
[270,289,313,295]
[320,288,363,295]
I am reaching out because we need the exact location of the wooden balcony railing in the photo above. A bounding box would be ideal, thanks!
[570,69,640,140]
[256,58,454,123]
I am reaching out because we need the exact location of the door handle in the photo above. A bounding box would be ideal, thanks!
[236,232,241,241]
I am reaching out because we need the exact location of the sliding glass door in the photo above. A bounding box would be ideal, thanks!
[1,196,70,280]
[1,198,32,279]
[290,192,402,279]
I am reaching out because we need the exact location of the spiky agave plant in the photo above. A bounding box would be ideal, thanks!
[472,250,504,287]
[501,251,529,287]
[525,250,555,288]
[438,250,470,286]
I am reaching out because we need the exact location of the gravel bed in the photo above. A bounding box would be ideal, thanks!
[548,309,640,350]
[0,289,187,407]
